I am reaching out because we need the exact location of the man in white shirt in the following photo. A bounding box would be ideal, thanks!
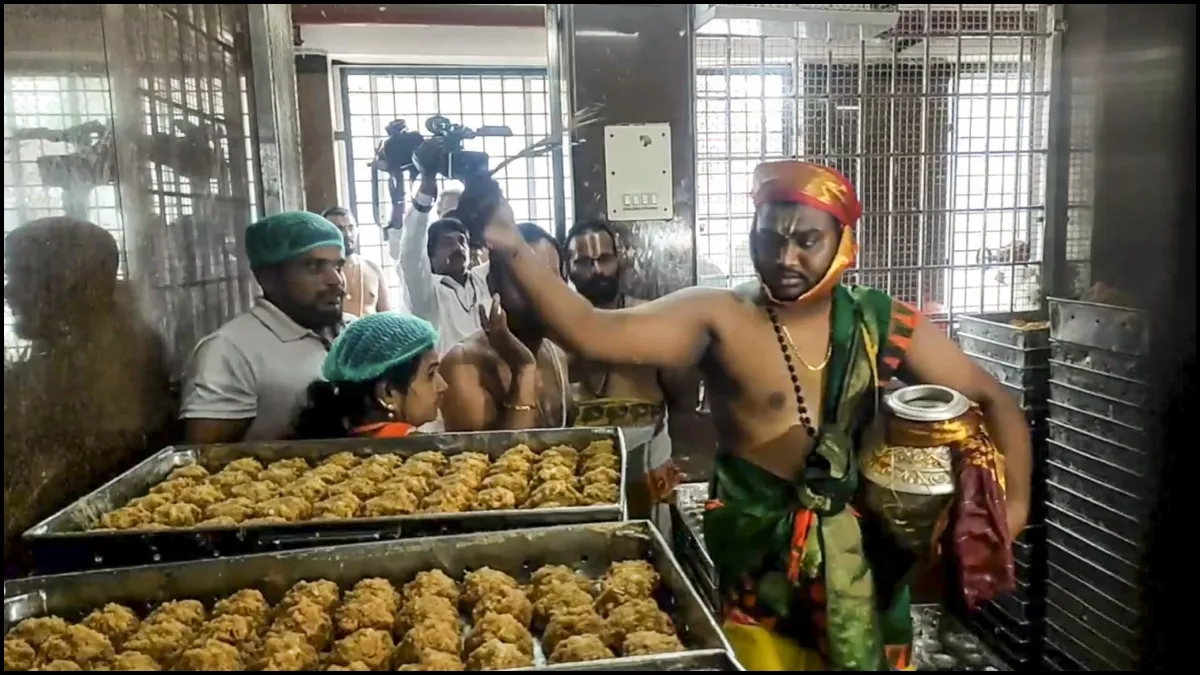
[180,211,351,443]
[387,151,490,355]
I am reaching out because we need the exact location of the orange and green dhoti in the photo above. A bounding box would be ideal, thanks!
[703,284,920,671]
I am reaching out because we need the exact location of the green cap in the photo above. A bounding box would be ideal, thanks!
[322,313,440,383]
[245,211,345,269]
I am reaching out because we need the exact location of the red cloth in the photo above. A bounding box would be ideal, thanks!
[952,431,1017,611]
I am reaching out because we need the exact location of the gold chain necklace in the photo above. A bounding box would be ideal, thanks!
[779,324,833,371]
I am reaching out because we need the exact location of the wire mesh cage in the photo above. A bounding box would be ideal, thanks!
[694,3,1053,326]
[129,4,261,371]
[337,66,574,308]
[3,4,262,372]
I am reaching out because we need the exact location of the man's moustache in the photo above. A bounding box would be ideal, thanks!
[581,276,618,289]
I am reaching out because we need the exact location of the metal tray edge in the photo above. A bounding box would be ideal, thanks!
[6,521,738,670]
[23,428,632,542]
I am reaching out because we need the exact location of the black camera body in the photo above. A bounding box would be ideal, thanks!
[422,115,511,183]
[375,120,425,183]
[369,115,510,228]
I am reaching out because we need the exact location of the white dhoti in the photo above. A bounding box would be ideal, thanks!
[593,411,679,539]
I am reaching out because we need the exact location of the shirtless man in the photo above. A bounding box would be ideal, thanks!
[565,219,668,410]
[439,222,570,432]
[565,219,680,512]
[4,218,172,573]
[323,206,392,317]
[468,161,1032,671]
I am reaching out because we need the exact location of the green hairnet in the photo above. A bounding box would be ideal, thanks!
[322,313,440,384]
[245,211,345,269]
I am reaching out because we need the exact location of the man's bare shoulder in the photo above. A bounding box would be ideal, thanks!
[626,285,739,309]
[361,257,386,276]
[729,280,765,306]
[445,332,499,369]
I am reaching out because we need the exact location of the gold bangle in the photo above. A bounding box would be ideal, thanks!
[504,403,535,411]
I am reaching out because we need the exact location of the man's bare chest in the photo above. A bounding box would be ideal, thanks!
[708,309,833,442]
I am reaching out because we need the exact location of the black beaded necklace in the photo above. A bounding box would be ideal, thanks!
[766,306,818,439]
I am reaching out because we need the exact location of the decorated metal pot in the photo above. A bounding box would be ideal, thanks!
[860,384,971,554]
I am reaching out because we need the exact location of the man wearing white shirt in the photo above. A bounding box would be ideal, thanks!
[387,160,491,356]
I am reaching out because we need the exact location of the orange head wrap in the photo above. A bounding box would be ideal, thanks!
[750,161,862,305]
[751,160,862,228]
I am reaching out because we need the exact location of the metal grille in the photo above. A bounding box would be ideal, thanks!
[339,66,572,307]
[695,4,1052,319]
[3,74,124,362]
[1063,38,1095,296]
[3,5,261,371]
[130,4,261,370]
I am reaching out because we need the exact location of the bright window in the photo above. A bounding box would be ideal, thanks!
[694,67,794,289]
[339,67,571,308]
[3,75,123,362]
[948,75,1040,313]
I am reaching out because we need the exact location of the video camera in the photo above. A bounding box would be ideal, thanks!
[421,115,512,183]
[369,115,511,228]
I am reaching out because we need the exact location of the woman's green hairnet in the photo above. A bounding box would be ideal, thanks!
[322,313,440,384]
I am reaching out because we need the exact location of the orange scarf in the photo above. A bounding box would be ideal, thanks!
[349,421,417,439]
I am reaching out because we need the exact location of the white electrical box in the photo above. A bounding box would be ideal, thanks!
[603,123,674,222]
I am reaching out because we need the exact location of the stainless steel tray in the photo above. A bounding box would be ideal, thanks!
[544,650,741,671]
[22,428,628,574]
[956,312,1050,350]
[667,483,717,613]
[5,521,738,671]
[1047,298,1148,357]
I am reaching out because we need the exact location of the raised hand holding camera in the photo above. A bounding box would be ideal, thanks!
[412,137,445,180]
[368,114,512,229]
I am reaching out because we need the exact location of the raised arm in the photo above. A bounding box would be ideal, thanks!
[395,175,439,319]
[485,217,720,369]
[369,260,392,312]
[902,315,1033,536]
[439,345,540,432]
[438,347,494,432]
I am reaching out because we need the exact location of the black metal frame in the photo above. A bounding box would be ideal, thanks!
[336,64,549,214]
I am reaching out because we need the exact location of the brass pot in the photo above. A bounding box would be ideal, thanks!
[860,385,970,554]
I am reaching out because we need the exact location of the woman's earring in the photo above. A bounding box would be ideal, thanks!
[380,399,396,420]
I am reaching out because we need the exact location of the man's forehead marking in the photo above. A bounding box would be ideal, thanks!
[572,232,614,252]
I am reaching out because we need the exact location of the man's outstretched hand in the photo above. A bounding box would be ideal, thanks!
[457,177,521,255]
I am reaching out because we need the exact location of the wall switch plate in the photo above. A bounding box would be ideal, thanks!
[603,123,674,222]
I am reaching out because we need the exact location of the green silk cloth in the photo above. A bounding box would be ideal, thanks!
[702,284,913,670]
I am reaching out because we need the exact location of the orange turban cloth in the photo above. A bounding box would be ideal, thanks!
[751,160,863,229]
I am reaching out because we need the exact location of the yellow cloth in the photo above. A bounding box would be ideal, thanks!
[723,622,826,671]
[723,622,919,671]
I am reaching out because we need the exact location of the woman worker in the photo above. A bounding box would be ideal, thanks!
[294,312,447,439]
